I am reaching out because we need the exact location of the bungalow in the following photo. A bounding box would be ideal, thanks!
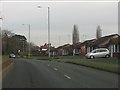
[108,34,120,57]
[78,39,96,56]
[40,43,54,55]
[89,34,120,57]
[82,39,96,53]
[60,44,72,56]
[40,43,49,55]
[53,44,72,56]
[50,34,120,58]
[50,47,58,56]
[51,43,82,56]
[72,42,82,56]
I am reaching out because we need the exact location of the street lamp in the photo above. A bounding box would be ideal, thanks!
[37,6,51,58]
[0,17,3,37]
[22,24,31,58]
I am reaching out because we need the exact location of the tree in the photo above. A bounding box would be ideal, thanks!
[2,30,27,55]
[72,24,79,44]
[30,42,40,56]
[2,30,14,38]
[2,30,14,54]
[96,25,102,39]
[2,29,40,56]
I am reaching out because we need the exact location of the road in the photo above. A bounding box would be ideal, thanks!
[2,59,118,88]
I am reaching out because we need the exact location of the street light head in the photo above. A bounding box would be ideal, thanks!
[37,6,42,8]
[37,6,50,9]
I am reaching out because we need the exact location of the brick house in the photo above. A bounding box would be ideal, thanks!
[49,34,120,58]
[57,44,72,56]
[87,34,120,57]
[72,42,82,56]
[81,39,96,55]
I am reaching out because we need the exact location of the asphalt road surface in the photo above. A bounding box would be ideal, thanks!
[2,59,118,88]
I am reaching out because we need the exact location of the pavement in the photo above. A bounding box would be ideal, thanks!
[2,59,119,88]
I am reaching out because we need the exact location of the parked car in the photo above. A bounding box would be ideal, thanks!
[9,53,16,58]
[85,48,110,59]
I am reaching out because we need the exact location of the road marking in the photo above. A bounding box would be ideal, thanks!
[53,68,58,71]
[47,64,50,66]
[64,74,71,79]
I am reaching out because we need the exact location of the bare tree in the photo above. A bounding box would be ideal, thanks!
[2,30,27,55]
[2,30,13,54]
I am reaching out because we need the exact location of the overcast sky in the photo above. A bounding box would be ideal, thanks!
[0,1,118,47]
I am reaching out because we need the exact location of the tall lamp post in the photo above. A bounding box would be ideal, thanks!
[0,17,2,30]
[22,24,31,58]
[0,17,3,40]
[37,6,51,58]
[0,18,2,45]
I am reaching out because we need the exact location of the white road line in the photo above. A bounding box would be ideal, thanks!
[64,74,71,79]
[53,68,58,71]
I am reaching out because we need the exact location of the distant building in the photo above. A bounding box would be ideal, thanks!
[96,25,102,39]
[40,43,49,55]
[72,24,79,44]
[40,43,53,55]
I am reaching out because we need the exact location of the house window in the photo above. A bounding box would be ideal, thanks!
[87,47,90,53]
[110,45,114,57]
[90,47,93,52]
[113,44,116,53]
[117,44,120,52]
[119,44,120,52]
[108,46,111,52]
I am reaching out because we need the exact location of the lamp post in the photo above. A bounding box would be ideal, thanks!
[0,18,2,30]
[37,6,51,58]
[22,24,31,58]
[0,17,3,39]
[0,17,2,29]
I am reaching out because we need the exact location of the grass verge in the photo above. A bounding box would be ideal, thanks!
[2,56,13,70]
[53,56,119,74]
[23,55,119,74]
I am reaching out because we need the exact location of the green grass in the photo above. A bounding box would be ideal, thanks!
[52,56,119,74]
[23,55,119,74]
[2,55,9,64]
[24,55,52,61]
[70,59,118,73]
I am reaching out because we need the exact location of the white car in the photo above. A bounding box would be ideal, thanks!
[85,48,110,59]
[9,53,16,58]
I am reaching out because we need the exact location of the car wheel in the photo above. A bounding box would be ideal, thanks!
[90,55,94,59]
[105,54,110,58]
